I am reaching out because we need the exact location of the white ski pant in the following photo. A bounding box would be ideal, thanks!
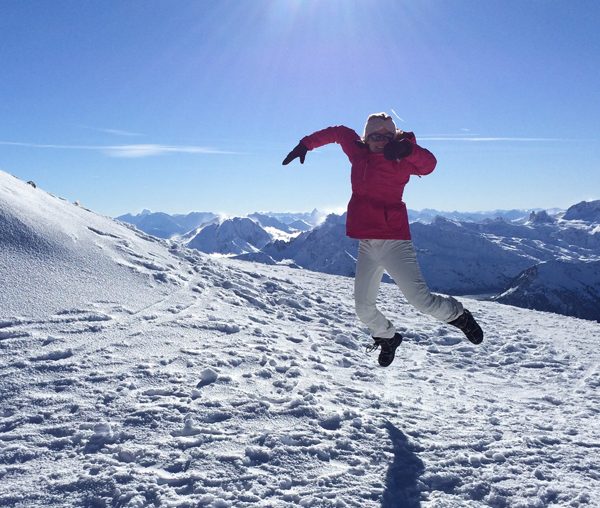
[354,239,463,339]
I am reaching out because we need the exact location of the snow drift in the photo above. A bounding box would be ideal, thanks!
[0,172,193,318]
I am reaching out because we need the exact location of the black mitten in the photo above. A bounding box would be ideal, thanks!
[282,142,308,165]
[383,139,413,161]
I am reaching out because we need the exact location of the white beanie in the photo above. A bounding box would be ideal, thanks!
[363,113,397,139]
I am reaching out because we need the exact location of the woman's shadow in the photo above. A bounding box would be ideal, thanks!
[381,421,425,508]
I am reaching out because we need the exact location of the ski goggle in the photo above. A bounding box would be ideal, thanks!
[367,133,394,142]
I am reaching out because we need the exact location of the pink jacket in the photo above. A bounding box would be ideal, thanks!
[301,126,437,240]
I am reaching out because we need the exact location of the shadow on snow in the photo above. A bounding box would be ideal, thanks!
[381,421,424,508]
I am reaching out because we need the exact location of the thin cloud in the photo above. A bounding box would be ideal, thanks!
[0,141,98,150]
[103,144,235,158]
[80,126,143,137]
[390,109,405,122]
[0,140,236,157]
[419,137,563,142]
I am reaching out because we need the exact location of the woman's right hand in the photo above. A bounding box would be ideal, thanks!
[282,142,308,165]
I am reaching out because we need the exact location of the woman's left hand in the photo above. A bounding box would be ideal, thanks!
[383,139,413,161]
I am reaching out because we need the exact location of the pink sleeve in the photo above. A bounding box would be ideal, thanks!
[301,126,361,160]
[401,132,437,175]
[405,145,437,175]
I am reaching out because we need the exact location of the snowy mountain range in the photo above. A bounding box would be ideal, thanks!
[407,208,554,224]
[117,209,323,240]
[117,207,539,241]
[119,201,600,322]
[2,169,600,507]
[117,209,218,239]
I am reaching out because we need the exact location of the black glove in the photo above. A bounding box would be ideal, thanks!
[384,139,413,161]
[282,142,308,165]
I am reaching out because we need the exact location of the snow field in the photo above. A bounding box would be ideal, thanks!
[1,257,598,507]
[1,171,599,507]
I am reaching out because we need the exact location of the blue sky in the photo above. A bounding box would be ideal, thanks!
[1,0,599,217]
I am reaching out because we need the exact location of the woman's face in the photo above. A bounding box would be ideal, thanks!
[366,129,394,153]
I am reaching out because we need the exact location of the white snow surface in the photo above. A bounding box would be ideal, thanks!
[0,172,188,318]
[1,170,600,507]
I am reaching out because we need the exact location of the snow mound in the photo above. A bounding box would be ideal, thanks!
[0,171,192,317]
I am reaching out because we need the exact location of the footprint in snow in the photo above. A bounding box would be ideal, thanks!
[30,348,74,362]
[87,226,120,239]
[171,417,204,437]
[334,334,359,350]
[42,336,64,346]
[142,387,189,399]
[0,318,29,329]
[196,368,219,388]
[318,413,343,431]
[0,329,31,340]
[200,411,232,424]
[433,336,463,346]
[200,321,241,334]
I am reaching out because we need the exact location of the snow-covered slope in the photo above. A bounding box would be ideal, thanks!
[0,171,191,318]
[1,172,599,507]
[288,218,313,232]
[411,218,536,294]
[495,259,600,321]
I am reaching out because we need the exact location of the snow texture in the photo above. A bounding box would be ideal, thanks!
[1,170,599,507]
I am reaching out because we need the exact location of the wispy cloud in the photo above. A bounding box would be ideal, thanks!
[103,144,235,158]
[0,141,97,150]
[80,126,143,137]
[419,136,562,142]
[390,109,405,122]
[0,140,236,157]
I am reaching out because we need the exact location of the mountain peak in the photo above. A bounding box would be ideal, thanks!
[528,210,555,224]
[186,216,272,255]
[563,200,600,222]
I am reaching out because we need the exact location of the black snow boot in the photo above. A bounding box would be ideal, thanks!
[367,333,403,367]
[449,309,483,344]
